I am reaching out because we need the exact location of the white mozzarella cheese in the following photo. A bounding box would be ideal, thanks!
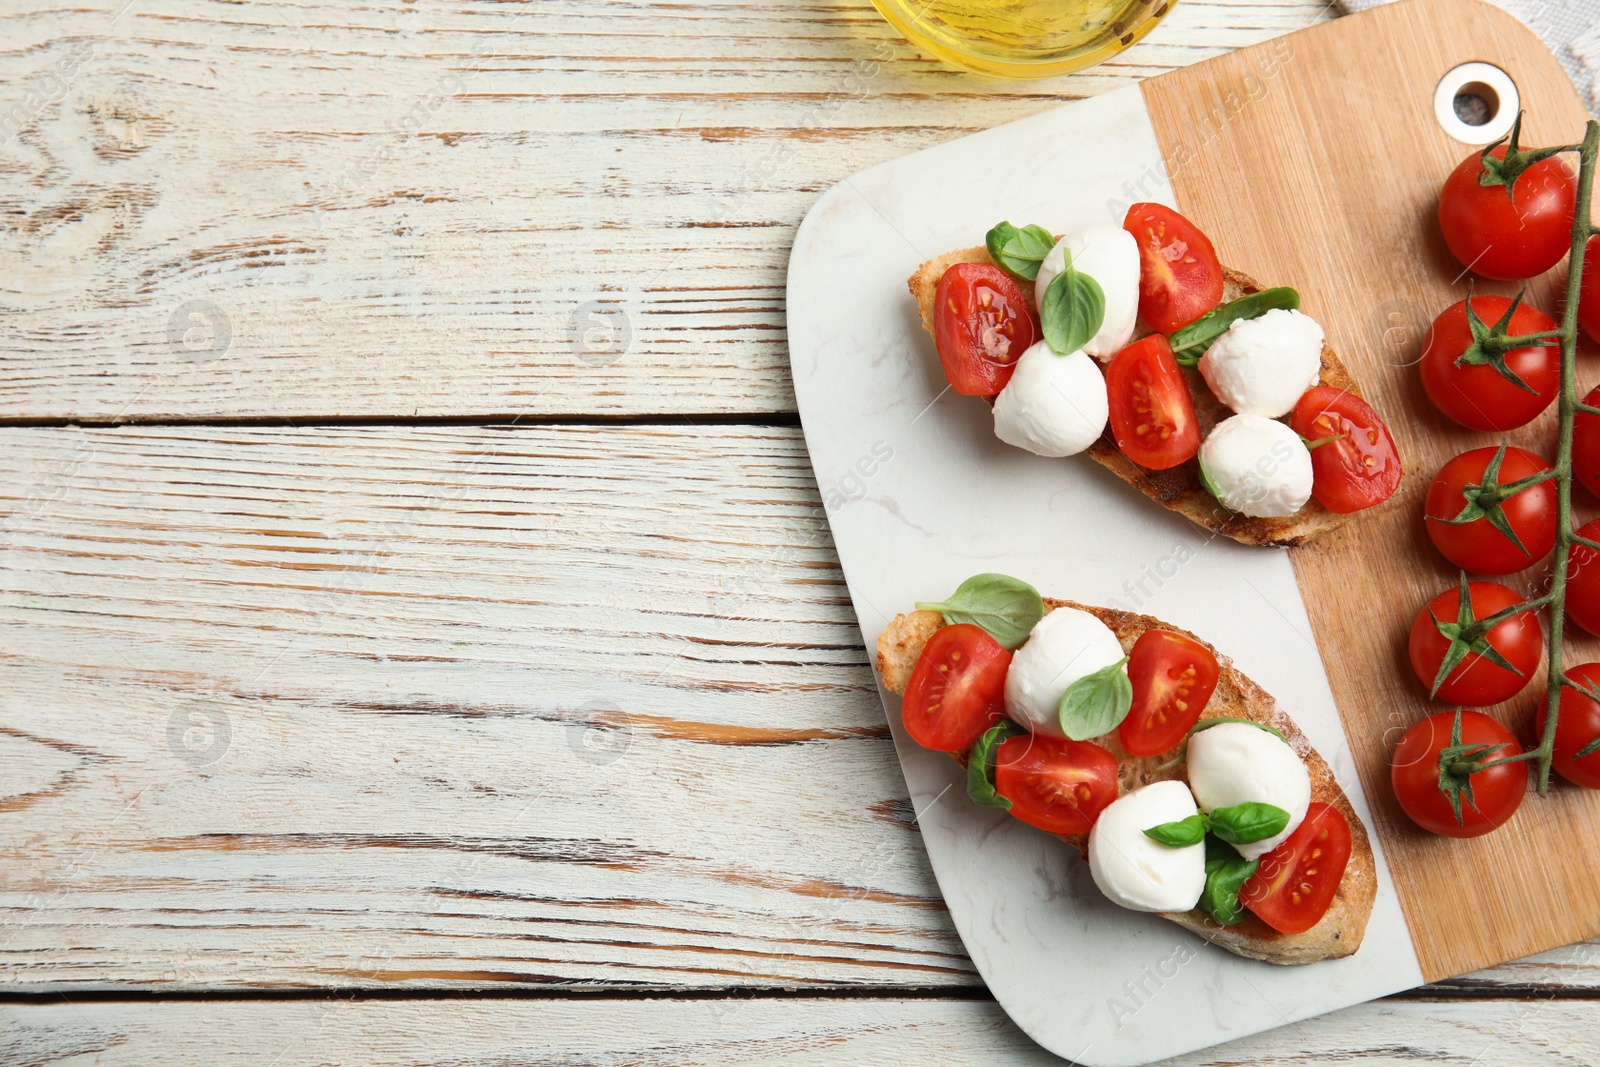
[1198,413,1313,518]
[992,341,1109,458]
[1089,781,1207,913]
[1003,607,1126,738]
[1033,227,1140,360]
[1186,722,1311,861]
[1198,308,1324,418]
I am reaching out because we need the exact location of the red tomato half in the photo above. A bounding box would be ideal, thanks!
[1289,387,1402,513]
[1424,446,1556,576]
[994,733,1119,835]
[1105,335,1200,471]
[901,624,1010,752]
[1537,663,1600,790]
[1574,384,1600,501]
[1408,581,1542,706]
[1419,296,1560,431]
[1239,802,1351,935]
[1122,202,1224,333]
[1580,235,1600,346]
[1438,143,1577,280]
[1564,518,1600,637]
[1390,711,1526,837]
[933,263,1037,397]
[1118,629,1219,757]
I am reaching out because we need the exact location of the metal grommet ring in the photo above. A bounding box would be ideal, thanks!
[1433,62,1519,145]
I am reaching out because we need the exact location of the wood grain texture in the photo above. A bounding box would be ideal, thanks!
[1144,0,1600,982]
[5,995,1600,1066]
[0,424,973,990]
[3,424,1600,997]
[0,0,1330,421]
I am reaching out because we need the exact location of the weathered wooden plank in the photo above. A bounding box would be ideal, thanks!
[0,0,1331,421]
[0,423,972,989]
[3,424,1597,994]
[4,994,1600,1066]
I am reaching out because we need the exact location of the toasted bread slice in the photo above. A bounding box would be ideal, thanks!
[876,599,1376,965]
[908,247,1360,546]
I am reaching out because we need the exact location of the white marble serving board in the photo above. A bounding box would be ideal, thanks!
[785,84,1424,1066]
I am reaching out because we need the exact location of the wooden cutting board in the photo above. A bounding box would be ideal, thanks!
[788,0,1596,1059]
[1141,0,1599,983]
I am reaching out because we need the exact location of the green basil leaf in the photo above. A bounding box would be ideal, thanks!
[1143,813,1206,848]
[1057,656,1132,740]
[1189,716,1288,745]
[985,222,1056,282]
[967,719,1024,809]
[1169,287,1300,366]
[1197,460,1231,511]
[1207,802,1290,846]
[1198,835,1259,925]
[1040,253,1105,356]
[915,573,1044,651]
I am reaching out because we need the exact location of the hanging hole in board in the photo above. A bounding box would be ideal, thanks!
[1434,62,1518,144]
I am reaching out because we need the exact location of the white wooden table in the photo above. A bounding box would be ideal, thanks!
[3,1,1598,1063]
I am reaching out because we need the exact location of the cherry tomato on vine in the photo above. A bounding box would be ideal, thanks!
[1564,518,1600,638]
[1391,711,1526,837]
[993,733,1120,835]
[1424,445,1556,575]
[1408,580,1542,706]
[1579,235,1600,345]
[901,624,1010,752]
[1419,295,1560,431]
[1239,802,1351,934]
[933,263,1038,397]
[1117,629,1219,756]
[1122,202,1224,333]
[1572,384,1600,501]
[1289,387,1402,513]
[1438,139,1577,281]
[1535,663,1600,790]
[1105,335,1201,471]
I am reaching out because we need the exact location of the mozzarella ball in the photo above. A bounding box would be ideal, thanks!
[1186,722,1311,860]
[1089,781,1207,913]
[1003,607,1126,738]
[1033,227,1140,360]
[1199,414,1313,518]
[1198,309,1325,417]
[992,342,1109,458]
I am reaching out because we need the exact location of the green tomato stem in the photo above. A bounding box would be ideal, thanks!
[1532,120,1599,795]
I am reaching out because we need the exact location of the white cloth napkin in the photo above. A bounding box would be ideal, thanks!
[1337,0,1598,116]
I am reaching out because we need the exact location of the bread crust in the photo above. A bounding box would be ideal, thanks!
[875,601,1376,965]
[909,247,1363,546]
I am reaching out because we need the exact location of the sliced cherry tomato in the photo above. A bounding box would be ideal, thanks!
[1239,802,1351,935]
[1537,663,1600,790]
[1579,236,1600,346]
[1104,335,1200,471]
[1438,143,1577,280]
[933,263,1037,397]
[993,733,1119,835]
[1424,446,1556,576]
[1564,518,1600,637]
[1407,581,1542,706]
[901,623,1010,752]
[1390,711,1526,837]
[1117,629,1218,756]
[1574,384,1600,501]
[1122,202,1224,333]
[1418,296,1560,431]
[1289,387,1401,513]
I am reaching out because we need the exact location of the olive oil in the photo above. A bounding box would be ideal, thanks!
[870,0,1174,78]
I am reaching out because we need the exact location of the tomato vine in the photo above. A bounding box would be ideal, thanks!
[1475,118,1600,795]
